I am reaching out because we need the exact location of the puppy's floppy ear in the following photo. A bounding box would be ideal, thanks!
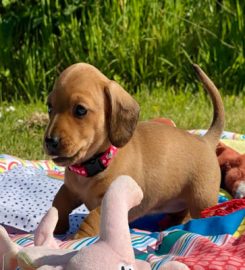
[105,81,140,147]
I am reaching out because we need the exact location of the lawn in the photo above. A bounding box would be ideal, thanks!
[0,90,244,160]
[1,1,245,101]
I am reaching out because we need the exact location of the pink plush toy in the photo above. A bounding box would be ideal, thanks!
[0,175,189,270]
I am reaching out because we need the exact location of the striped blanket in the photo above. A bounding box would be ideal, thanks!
[0,130,245,269]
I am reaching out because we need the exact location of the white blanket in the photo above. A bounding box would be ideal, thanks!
[0,166,88,234]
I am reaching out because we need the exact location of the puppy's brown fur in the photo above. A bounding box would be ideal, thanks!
[44,63,225,237]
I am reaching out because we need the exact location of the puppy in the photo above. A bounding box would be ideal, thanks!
[43,63,224,238]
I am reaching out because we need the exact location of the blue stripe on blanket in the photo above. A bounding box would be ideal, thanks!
[167,208,245,236]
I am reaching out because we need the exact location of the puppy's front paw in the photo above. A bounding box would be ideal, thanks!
[73,229,95,239]
[73,208,100,239]
[73,223,99,239]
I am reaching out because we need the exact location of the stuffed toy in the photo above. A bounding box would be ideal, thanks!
[0,175,189,270]
[216,142,245,198]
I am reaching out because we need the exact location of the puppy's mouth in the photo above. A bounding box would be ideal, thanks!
[46,138,94,167]
[52,156,73,165]
[51,149,83,167]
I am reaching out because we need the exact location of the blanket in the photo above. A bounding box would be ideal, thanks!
[0,130,245,269]
[0,155,88,235]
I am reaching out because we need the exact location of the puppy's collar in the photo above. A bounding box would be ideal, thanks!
[68,145,118,177]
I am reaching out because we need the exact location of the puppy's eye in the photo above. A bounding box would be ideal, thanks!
[74,105,87,118]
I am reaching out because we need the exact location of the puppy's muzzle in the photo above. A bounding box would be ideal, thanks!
[45,136,60,155]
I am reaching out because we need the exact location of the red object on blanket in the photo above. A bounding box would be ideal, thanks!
[151,117,176,127]
[216,142,245,199]
[201,198,245,218]
[176,234,245,270]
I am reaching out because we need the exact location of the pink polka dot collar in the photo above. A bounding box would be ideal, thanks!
[68,145,118,177]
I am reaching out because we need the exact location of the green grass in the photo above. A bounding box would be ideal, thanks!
[0,91,244,160]
[0,101,47,159]
[0,0,245,101]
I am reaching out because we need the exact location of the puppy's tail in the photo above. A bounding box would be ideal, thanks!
[192,64,225,148]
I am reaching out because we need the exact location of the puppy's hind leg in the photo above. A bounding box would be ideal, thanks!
[187,173,221,218]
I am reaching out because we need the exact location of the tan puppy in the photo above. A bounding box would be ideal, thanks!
[43,63,224,238]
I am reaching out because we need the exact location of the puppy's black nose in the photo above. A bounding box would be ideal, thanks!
[45,136,60,152]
